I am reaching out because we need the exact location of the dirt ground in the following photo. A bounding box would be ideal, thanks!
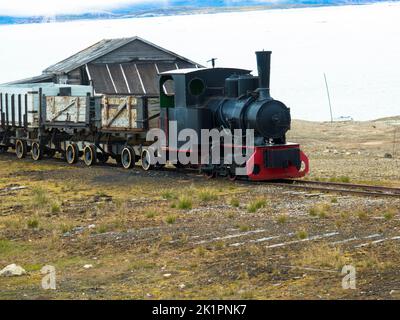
[0,118,399,300]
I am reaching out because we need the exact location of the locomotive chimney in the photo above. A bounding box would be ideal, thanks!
[255,50,272,100]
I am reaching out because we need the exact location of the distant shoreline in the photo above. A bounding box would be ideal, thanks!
[0,1,396,25]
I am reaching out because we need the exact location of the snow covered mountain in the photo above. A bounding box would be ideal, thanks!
[0,0,394,25]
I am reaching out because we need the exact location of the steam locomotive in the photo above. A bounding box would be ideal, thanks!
[0,51,309,181]
[157,51,309,180]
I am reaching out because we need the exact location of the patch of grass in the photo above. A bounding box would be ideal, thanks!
[165,215,177,224]
[96,225,108,234]
[237,224,250,232]
[247,198,267,213]
[50,202,61,214]
[177,196,192,210]
[383,210,395,220]
[276,214,288,224]
[214,241,225,250]
[295,243,350,270]
[0,239,28,258]
[194,246,206,257]
[60,223,74,234]
[357,210,368,220]
[309,207,318,217]
[331,197,338,204]
[198,189,218,202]
[161,190,178,200]
[0,239,13,255]
[296,230,309,240]
[309,203,331,218]
[230,198,240,208]
[329,176,350,183]
[145,210,157,219]
[25,264,42,272]
[31,187,49,207]
[27,218,39,229]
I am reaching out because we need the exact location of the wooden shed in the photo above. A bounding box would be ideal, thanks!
[7,37,202,97]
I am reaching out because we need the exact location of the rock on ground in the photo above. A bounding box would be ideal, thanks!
[0,264,26,277]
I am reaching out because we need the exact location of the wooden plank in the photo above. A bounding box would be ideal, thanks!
[50,99,76,121]
[106,99,127,127]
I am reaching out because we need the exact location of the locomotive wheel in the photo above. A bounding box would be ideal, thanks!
[31,142,43,161]
[83,145,97,166]
[15,140,27,159]
[141,149,153,171]
[65,143,79,164]
[98,153,109,164]
[121,147,135,169]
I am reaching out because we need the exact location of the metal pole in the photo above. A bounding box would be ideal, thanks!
[324,73,333,123]
[393,126,397,159]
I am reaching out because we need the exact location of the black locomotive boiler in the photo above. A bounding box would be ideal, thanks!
[158,51,309,180]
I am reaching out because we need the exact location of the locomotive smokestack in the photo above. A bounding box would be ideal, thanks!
[255,51,272,100]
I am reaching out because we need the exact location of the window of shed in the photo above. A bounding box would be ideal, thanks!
[189,78,205,96]
[162,79,175,96]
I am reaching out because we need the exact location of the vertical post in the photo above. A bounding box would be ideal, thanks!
[324,73,333,123]
[11,94,15,127]
[0,93,3,128]
[38,88,42,126]
[127,97,132,129]
[5,93,9,127]
[85,93,90,125]
[24,94,28,128]
[393,127,397,159]
[18,94,22,127]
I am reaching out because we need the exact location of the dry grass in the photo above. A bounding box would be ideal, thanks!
[294,243,351,270]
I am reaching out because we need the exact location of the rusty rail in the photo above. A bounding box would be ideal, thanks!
[272,179,400,198]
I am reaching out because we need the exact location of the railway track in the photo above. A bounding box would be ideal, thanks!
[272,179,400,198]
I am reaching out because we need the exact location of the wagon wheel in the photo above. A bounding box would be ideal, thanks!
[205,171,216,179]
[141,149,154,171]
[15,140,27,159]
[97,153,109,164]
[65,143,79,164]
[228,165,238,181]
[31,142,43,161]
[83,145,97,166]
[121,147,135,169]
